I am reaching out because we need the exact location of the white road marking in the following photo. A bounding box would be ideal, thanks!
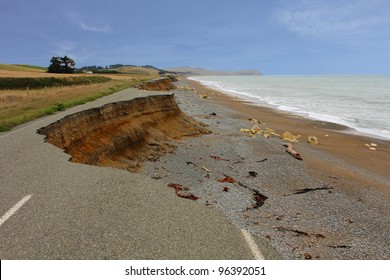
[0,194,33,227]
[241,228,265,260]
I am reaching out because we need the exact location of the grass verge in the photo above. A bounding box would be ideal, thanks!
[0,77,149,131]
[0,76,111,90]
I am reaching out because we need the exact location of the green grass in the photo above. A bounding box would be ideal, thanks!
[16,64,47,71]
[0,78,148,131]
[0,64,46,72]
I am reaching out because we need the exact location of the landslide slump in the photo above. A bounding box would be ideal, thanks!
[37,94,210,171]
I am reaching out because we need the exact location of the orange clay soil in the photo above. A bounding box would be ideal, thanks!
[37,94,210,171]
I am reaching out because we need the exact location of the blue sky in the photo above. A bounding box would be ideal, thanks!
[1,0,390,74]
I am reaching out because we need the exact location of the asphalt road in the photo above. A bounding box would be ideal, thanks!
[0,88,273,259]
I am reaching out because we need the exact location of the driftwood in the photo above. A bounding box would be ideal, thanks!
[293,185,333,195]
[275,226,325,238]
[238,182,268,209]
[283,143,303,160]
[167,183,199,200]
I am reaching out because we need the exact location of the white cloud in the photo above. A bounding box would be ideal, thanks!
[66,12,112,33]
[78,22,112,33]
[275,0,390,39]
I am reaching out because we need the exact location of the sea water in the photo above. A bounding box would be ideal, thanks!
[189,75,390,140]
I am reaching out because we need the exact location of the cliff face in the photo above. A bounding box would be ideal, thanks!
[138,77,177,91]
[37,95,210,171]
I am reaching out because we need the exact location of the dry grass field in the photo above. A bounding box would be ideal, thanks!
[0,64,158,131]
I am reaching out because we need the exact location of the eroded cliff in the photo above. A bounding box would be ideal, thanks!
[138,77,177,91]
[37,94,210,171]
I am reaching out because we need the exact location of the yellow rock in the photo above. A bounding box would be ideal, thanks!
[370,143,378,147]
[365,144,371,147]
[369,147,376,151]
[282,131,300,143]
[250,125,262,134]
[263,128,280,138]
[308,135,318,145]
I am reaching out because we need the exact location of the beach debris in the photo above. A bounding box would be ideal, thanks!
[222,186,230,192]
[250,125,262,134]
[282,131,301,143]
[308,135,319,145]
[237,181,268,209]
[329,245,352,249]
[301,252,313,260]
[275,226,325,238]
[167,183,199,200]
[291,185,333,195]
[217,174,268,208]
[240,125,263,136]
[201,94,210,99]
[248,171,258,177]
[248,118,265,125]
[329,175,339,180]
[365,143,378,150]
[210,155,230,161]
[210,112,217,116]
[264,128,279,138]
[283,143,303,160]
[217,175,237,183]
[257,158,268,163]
[202,166,212,173]
[252,191,268,209]
[186,161,197,166]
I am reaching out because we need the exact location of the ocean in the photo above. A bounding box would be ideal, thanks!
[189,75,390,140]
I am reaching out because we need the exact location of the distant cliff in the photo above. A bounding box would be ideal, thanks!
[163,67,261,76]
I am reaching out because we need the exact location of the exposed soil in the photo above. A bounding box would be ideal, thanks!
[138,77,177,91]
[37,94,210,171]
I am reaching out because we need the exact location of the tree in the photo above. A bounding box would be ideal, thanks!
[48,56,76,73]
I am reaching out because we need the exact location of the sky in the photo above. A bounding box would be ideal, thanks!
[1,0,390,74]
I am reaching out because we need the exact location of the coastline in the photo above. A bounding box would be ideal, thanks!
[187,78,390,188]
[188,75,390,142]
[142,78,390,259]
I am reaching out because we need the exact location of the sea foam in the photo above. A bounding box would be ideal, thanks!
[189,75,390,140]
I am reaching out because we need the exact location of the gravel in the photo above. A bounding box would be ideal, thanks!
[143,80,390,260]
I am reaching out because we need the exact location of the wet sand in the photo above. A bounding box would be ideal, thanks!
[187,79,390,194]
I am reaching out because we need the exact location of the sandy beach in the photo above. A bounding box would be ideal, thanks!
[141,78,390,260]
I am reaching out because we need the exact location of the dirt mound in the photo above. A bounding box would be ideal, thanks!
[138,77,177,91]
[37,94,210,171]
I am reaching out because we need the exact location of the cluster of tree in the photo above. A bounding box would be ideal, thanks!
[48,56,76,73]
[79,65,107,71]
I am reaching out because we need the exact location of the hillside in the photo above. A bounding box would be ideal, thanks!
[163,66,261,76]
[0,64,47,72]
